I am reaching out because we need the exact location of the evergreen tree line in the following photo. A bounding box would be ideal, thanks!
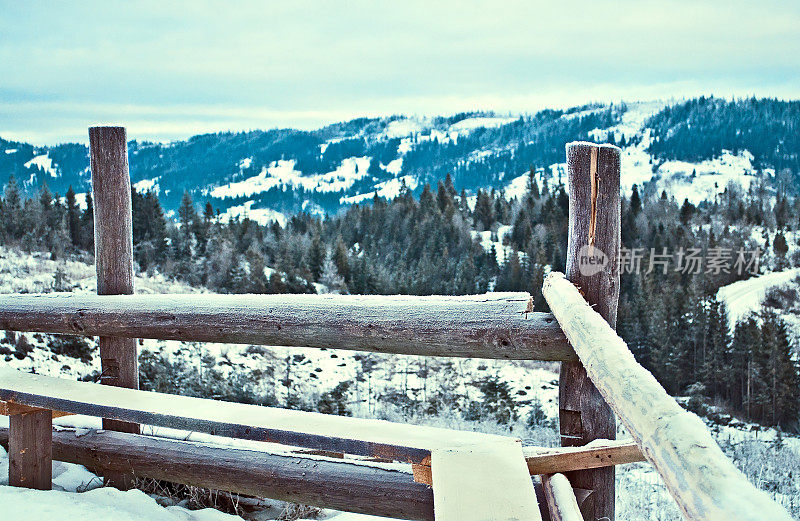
[1,169,799,429]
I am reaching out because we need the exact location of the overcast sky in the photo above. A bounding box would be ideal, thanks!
[2,0,799,144]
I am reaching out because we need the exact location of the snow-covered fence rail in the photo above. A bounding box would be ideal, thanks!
[0,292,575,361]
[0,426,437,521]
[542,271,793,521]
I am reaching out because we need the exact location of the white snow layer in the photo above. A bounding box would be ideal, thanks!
[448,116,516,133]
[717,268,800,328]
[218,201,287,226]
[340,175,418,204]
[210,157,371,199]
[0,485,239,521]
[24,153,58,177]
[431,440,541,521]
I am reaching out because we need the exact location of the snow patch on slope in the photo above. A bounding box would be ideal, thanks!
[218,200,287,226]
[340,175,418,204]
[24,154,58,177]
[717,268,800,328]
[134,177,160,193]
[384,117,426,138]
[654,150,760,205]
[210,157,372,199]
[472,225,516,265]
[449,116,516,132]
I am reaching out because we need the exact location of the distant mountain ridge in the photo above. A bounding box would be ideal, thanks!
[1,97,797,223]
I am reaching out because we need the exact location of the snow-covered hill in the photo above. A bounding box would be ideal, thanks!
[3,97,796,225]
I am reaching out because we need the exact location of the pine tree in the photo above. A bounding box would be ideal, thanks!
[333,237,350,283]
[65,186,81,247]
[308,234,325,282]
[630,184,642,216]
[761,312,800,427]
[1,174,22,240]
[474,189,494,231]
[80,191,94,251]
[178,190,197,257]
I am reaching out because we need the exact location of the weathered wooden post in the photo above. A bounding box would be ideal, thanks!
[8,405,52,489]
[559,142,620,521]
[89,126,139,487]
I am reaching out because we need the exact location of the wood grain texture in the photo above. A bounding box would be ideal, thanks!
[559,141,620,521]
[8,408,52,490]
[0,427,435,521]
[524,440,643,476]
[543,271,793,521]
[0,401,73,418]
[542,474,583,521]
[412,440,644,486]
[89,125,139,490]
[0,292,575,361]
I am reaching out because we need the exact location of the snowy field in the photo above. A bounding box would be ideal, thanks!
[1,247,799,520]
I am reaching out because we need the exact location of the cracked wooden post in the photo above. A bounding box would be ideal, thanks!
[559,142,620,521]
[89,126,139,488]
[8,405,52,490]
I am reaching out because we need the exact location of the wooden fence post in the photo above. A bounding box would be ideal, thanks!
[89,126,139,487]
[559,142,620,521]
[8,407,52,490]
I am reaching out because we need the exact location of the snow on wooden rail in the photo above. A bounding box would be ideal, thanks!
[542,271,793,521]
[0,292,576,361]
[0,367,542,521]
[0,426,437,520]
[0,367,512,463]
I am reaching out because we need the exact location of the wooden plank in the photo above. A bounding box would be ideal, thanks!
[0,400,74,418]
[524,440,643,475]
[89,126,139,444]
[0,292,576,361]
[542,474,583,521]
[559,141,620,521]
[8,407,52,490]
[0,426,435,521]
[0,367,516,464]
[543,271,794,521]
[412,440,644,486]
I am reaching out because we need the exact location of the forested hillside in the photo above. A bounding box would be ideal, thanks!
[1,165,799,429]
[647,97,800,177]
[3,96,798,224]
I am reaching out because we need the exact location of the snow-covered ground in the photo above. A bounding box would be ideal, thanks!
[340,175,418,204]
[718,268,800,328]
[1,247,798,520]
[217,201,287,226]
[209,157,371,199]
[471,225,517,266]
[24,153,58,177]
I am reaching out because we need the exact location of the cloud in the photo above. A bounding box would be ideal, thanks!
[1,0,799,143]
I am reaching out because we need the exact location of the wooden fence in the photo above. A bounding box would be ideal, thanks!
[0,129,792,521]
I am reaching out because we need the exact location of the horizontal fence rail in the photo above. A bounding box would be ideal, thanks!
[543,271,793,521]
[0,367,521,464]
[0,427,437,521]
[0,292,576,361]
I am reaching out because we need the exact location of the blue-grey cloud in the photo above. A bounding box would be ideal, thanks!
[1,0,799,143]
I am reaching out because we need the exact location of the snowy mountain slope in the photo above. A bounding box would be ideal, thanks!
[2,97,797,222]
[717,268,800,328]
